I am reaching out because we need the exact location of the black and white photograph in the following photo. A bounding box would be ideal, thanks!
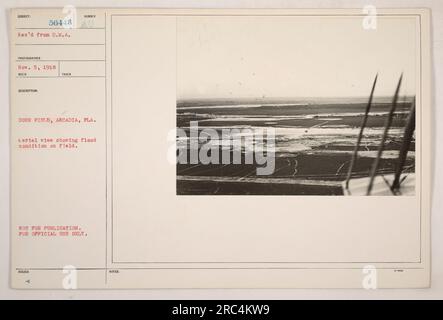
[176,16,418,196]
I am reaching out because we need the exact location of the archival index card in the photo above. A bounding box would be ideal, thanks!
[10,8,431,288]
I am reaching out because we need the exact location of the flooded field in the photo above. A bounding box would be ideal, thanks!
[176,100,415,195]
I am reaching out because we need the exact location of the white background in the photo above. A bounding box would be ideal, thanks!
[1,0,442,299]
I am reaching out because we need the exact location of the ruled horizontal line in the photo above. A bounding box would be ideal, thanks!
[16,267,425,271]
[16,76,105,78]
[16,27,105,30]
[15,43,105,46]
[110,13,422,17]
[114,260,422,264]
[16,60,105,62]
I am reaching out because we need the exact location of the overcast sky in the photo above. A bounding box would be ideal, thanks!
[177,15,418,100]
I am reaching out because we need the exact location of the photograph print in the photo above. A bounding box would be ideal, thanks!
[176,15,418,196]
